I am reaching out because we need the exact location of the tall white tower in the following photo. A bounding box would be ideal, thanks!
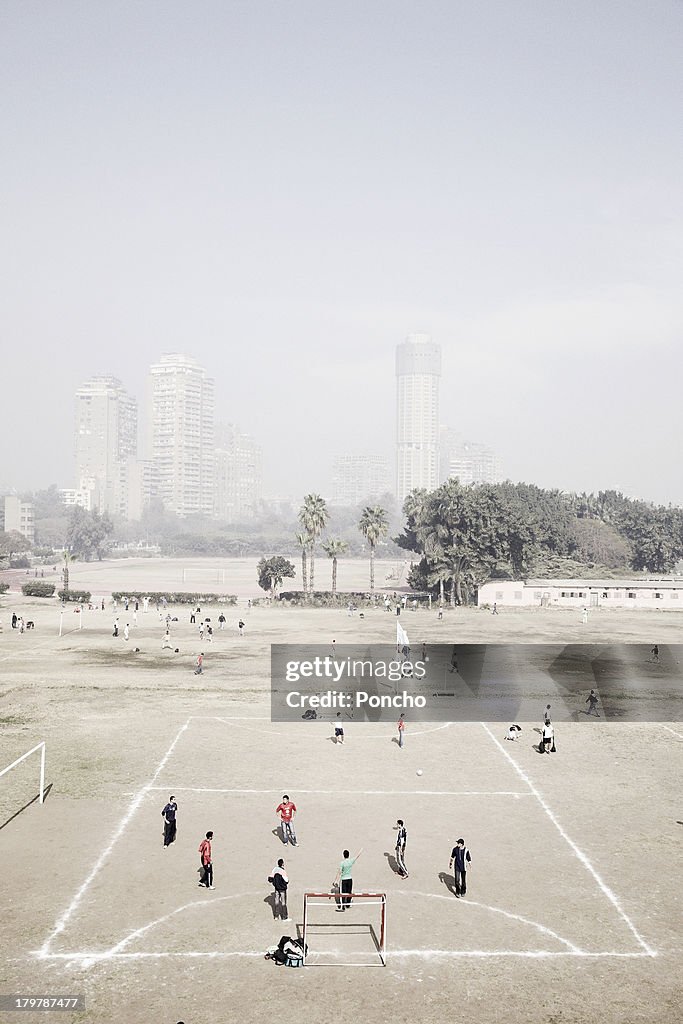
[395,334,441,504]
[148,354,215,516]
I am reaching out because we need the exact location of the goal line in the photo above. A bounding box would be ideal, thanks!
[0,741,47,805]
[302,891,387,966]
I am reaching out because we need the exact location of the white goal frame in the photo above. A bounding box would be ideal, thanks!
[0,741,46,805]
[302,891,387,966]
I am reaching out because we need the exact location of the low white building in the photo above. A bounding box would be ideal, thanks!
[478,578,683,610]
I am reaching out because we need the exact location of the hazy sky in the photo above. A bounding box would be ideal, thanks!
[1,0,681,504]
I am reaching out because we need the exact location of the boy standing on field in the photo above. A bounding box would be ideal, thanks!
[275,795,298,845]
[198,831,214,888]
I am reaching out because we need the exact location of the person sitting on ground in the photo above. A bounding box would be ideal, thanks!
[505,724,522,741]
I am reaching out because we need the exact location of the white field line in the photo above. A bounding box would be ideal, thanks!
[404,891,582,953]
[481,723,657,957]
[663,726,683,740]
[146,786,529,796]
[38,718,192,957]
[33,949,656,964]
[105,892,261,957]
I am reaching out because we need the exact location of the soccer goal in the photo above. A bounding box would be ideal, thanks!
[302,891,387,966]
[0,741,47,805]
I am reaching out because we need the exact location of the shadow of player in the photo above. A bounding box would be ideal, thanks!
[384,851,403,876]
[438,871,456,895]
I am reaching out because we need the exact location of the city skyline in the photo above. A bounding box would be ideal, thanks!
[1,2,681,506]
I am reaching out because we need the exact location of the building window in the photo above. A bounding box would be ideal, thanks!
[654,593,663,599]
[627,592,636,599]
[495,591,504,600]
[514,592,522,601]
[534,591,542,600]
[671,593,679,600]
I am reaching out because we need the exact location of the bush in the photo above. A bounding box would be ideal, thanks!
[21,582,56,598]
[58,589,92,603]
[110,591,237,605]
[0,582,10,594]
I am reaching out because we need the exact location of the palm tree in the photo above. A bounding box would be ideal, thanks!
[298,494,329,595]
[322,538,348,594]
[295,532,309,595]
[61,549,77,599]
[358,506,389,591]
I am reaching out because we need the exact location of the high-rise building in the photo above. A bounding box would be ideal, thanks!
[396,334,441,504]
[147,354,215,517]
[440,428,502,486]
[74,376,138,516]
[331,454,390,506]
[214,423,262,523]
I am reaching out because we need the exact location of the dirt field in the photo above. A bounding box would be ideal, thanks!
[0,574,682,1024]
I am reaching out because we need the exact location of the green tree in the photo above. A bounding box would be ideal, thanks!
[257,556,295,595]
[322,538,348,594]
[295,532,309,595]
[65,507,113,561]
[0,530,31,563]
[298,494,329,595]
[358,506,389,591]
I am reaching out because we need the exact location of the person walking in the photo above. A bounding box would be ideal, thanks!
[161,796,178,847]
[123,623,129,642]
[218,613,226,630]
[492,602,498,615]
[194,652,204,675]
[543,704,552,722]
[334,848,363,911]
[238,619,245,636]
[269,858,290,920]
[651,644,660,664]
[113,618,119,638]
[275,795,298,845]
[397,713,406,748]
[162,629,172,650]
[586,690,600,717]
[581,607,588,624]
[198,831,214,888]
[541,718,554,753]
[190,609,196,625]
[449,838,472,897]
[449,646,458,674]
[394,820,408,878]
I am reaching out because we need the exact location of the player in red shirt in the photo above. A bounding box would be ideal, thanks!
[275,795,298,846]
[198,830,214,888]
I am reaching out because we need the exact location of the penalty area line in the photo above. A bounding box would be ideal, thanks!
[481,723,657,958]
[145,786,530,796]
[38,718,192,957]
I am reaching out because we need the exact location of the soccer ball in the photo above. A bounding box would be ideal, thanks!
[416,769,423,776]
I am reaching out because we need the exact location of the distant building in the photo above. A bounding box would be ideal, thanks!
[396,334,441,504]
[440,428,502,486]
[147,354,215,517]
[332,454,390,506]
[74,376,139,517]
[60,488,92,511]
[214,424,262,523]
[478,578,683,610]
[3,495,35,544]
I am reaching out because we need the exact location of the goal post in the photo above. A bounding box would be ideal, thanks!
[0,741,46,805]
[302,891,386,966]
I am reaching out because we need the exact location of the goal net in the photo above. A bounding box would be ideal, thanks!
[0,742,46,827]
[302,891,386,966]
